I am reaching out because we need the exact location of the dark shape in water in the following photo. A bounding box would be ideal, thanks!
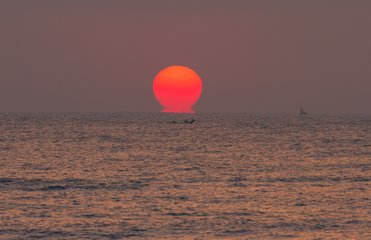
[184,119,196,124]
[299,107,308,115]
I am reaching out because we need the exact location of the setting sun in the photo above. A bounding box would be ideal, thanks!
[153,66,203,113]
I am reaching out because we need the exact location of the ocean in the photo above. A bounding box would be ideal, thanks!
[0,113,370,239]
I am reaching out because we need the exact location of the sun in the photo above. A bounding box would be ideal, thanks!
[153,66,203,113]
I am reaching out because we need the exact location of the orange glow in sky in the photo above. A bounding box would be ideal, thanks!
[153,66,203,113]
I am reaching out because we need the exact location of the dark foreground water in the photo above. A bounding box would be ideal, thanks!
[0,113,370,239]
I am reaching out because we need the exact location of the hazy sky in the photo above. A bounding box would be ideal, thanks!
[1,0,370,113]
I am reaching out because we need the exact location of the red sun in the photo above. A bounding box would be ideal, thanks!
[153,66,203,113]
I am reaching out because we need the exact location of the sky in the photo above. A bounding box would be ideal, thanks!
[1,0,370,113]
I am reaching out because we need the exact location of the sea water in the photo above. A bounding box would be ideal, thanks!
[0,113,370,239]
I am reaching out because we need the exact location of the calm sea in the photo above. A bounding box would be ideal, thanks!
[0,113,370,239]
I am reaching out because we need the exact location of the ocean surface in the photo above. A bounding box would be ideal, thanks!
[0,113,370,239]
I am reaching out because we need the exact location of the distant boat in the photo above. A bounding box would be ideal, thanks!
[299,107,308,115]
[184,119,196,124]
[169,119,196,124]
